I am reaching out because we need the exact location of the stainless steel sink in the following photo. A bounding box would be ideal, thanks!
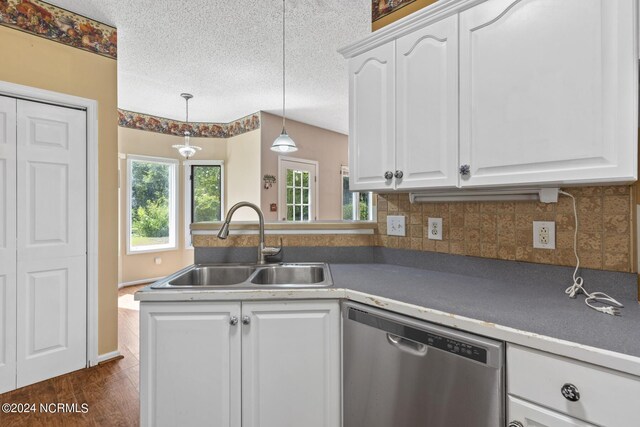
[167,265,255,287]
[250,265,326,286]
[150,263,333,289]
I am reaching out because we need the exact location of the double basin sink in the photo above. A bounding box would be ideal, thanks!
[151,263,333,290]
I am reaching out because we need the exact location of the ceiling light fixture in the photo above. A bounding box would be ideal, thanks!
[172,93,202,159]
[271,0,298,153]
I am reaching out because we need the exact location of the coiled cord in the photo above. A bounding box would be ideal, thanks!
[559,190,623,316]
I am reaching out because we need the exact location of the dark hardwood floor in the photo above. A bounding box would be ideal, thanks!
[0,285,144,426]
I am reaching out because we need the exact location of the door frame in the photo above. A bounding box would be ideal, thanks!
[277,156,319,221]
[0,80,101,367]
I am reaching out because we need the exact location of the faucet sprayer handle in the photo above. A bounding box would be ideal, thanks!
[262,237,283,258]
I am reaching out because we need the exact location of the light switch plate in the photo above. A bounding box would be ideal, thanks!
[387,215,406,237]
[533,221,555,249]
[427,218,443,240]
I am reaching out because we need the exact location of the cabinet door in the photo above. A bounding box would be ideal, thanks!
[242,300,340,427]
[349,41,396,191]
[396,15,459,190]
[0,96,16,394]
[140,302,241,427]
[508,396,596,427]
[459,0,637,187]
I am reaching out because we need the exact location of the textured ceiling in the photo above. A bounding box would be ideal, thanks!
[46,0,370,134]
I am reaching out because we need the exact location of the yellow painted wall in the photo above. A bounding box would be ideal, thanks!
[260,112,348,221]
[0,26,119,355]
[226,129,262,221]
[372,0,438,31]
[118,127,227,284]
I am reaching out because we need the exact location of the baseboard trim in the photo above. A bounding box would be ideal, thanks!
[118,276,164,289]
[93,350,122,366]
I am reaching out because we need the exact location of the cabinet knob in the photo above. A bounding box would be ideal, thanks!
[384,171,393,180]
[242,315,251,325]
[394,170,403,179]
[459,164,471,177]
[561,383,580,402]
[229,316,239,326]
[508,422,524,427]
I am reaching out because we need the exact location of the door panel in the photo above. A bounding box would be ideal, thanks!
[349,42,396,191]
[242,301,341,427]
[16,100,87,387]
[396,15,459,189]
[140,302,241,427]
[459,0,637,187]
[0,96,16,393]
[508,396,596,427]
[278,158,317,221]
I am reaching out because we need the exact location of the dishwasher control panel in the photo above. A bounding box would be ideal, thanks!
[348,307,488,364]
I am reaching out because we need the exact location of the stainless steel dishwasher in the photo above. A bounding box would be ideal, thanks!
[343,302,504,427]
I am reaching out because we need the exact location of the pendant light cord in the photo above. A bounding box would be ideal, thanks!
[282,0,286,130]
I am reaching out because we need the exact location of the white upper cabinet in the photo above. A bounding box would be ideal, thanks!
[459,0,637,187]
[340,0,637,192]
[348,41,396,191]
[396,15,459,189]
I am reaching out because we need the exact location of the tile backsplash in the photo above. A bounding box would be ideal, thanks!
[376,186,635,273]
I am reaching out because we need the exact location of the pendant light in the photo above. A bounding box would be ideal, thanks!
[172,93,202,159]
[271,0,298,153]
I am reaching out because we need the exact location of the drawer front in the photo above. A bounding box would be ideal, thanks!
[508,395,596,427]
[507,344,640,426]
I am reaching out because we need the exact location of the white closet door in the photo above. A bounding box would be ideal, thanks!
[0,96,17,393]
[16,100,87,387]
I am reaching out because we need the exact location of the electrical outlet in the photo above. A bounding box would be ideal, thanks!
[427,217,443,240]
[533,221,555,249]
[387,215,406,237]
[154,257,162,265]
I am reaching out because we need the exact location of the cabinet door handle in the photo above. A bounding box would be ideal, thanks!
[561,383,580,402]
[242,315,251,325]
[229,316,239,326]
[459,164,471,177]
[507,422,524,427]
[384,171,393,180]
[394,170,403,179]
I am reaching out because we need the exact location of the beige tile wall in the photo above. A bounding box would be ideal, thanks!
[193,234,374,248]
[376,186,635,273]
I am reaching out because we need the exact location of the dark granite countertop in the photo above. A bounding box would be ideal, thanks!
[330,262,640,358]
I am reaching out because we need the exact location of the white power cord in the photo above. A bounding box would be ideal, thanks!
[559,190,623,316]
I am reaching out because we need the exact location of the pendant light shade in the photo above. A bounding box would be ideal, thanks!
[272,128,297,153]
[172,93,202,159]
[271,0,297,153]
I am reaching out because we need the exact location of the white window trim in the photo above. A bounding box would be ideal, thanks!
[126,154,179,254]
[341,166,374,221]
[184,160,225,249]
[278,156,320,222]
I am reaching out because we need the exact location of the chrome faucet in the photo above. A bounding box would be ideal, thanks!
[217,202,282,264]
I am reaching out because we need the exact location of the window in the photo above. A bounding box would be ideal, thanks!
[342,167,373,221]
[286,169,311,221]
[279,157,317,221]
[127,155,178,253]
[185,160,224,247]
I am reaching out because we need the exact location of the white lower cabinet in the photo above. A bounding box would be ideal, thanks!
[140,302,242,427]
[507,344,640,426]
[508,396,596,427]
[140,300,340,427]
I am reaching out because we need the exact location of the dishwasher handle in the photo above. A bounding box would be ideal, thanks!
[387,333,428,357]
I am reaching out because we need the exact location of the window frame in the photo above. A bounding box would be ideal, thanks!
[341,166,374,221]
[126,154,179,254]
[277,156,319,222]
[184,160,225,249]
